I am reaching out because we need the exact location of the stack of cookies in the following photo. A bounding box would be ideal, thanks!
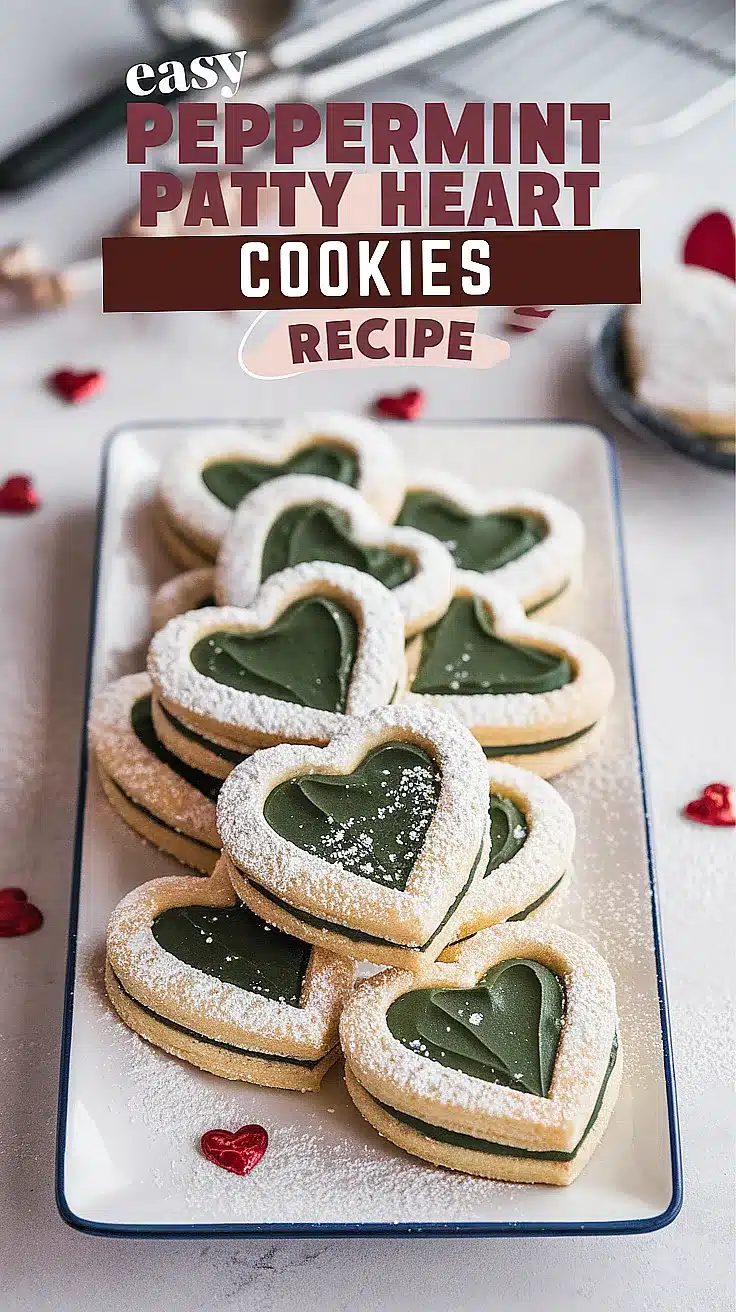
[95,410,622,1186]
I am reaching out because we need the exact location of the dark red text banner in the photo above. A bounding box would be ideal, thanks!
[102,229,640,312]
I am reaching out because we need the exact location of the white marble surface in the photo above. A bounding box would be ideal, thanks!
[0,5,734,1308]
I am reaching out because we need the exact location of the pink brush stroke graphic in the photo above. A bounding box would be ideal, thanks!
[238,172,510,379]
[239,307,509,379]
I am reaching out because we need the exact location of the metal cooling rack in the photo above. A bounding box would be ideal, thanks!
[396,0,734,142]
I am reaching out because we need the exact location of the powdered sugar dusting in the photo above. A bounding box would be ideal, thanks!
[403,572,615,740]
[215,473,454,637]
[217,705,490,945]
[84,945,524,1223]
[63,420,671,1227]
[148,562,406,747]
[401,468,584,612]
[151,567,215,632]
[449,760,576,939]
[289,757,439,889]
[89,671,218,845]
[340,923,618,1152]
[107,862,354,1059]
[158,413,405,558]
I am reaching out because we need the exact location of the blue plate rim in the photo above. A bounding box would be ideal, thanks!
[55,417,683,1239]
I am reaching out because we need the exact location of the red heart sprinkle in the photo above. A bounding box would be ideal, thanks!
[682,211,735,282]
[374,388,425,421]
[0,888,43,936]
[0,474,40,514]
[48,368,105,404]
[200,1124,268,1176]
[684,782,735,828]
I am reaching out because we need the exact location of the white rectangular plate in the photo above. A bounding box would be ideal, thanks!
[57,420,681,1237]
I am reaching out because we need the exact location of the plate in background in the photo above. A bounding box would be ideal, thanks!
[590,306,735,472]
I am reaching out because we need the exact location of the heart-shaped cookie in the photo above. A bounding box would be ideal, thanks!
[217,705,490,971]
[624,266,736,439]
[340,922,622,1184]
[148,562,406,753]
[151,568,217,633]
[404,573,614,779]
[212,474,455,638]
[396,470,583,618]
[158,412,405,563]
[89,672,222,874]
[201,1124,268,1175]
[105,856,354,1089]
[441,761,575,951]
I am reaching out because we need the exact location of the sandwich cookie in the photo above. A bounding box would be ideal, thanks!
[150,695,250,783]
[151,474,455,639]
[89,672,221,874]
[151,567,216,632]
[403,574,614,778]
[340,922,622,1184]
[157,412,405,564]
[217,706,491,972]
[440,761,575,954]
[106,857,354,1090]
[396,470,583,618]
[148,561,406,756]
[216,474,455,638]
[155,507,214,571]
[624,265,735,442]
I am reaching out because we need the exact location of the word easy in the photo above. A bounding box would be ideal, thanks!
[126,52,248,99]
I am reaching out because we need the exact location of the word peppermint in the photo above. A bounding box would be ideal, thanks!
[129,98,610,230]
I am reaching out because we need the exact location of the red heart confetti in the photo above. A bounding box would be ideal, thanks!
[682,211,735,282]
[374,388,425,421]
[504,305,556,333]
[48,368,105,404]
[200,1123,269,1176]
[0,887,43,937]
[683,782,735,828]
[0,474,41,514]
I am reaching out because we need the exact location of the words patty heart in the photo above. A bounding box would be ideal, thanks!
[374,389,425,421]
[0,887,43,936]
[200,1123,269,1175]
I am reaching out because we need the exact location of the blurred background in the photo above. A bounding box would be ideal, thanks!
[0,0,733,463]
[1,0,733,251]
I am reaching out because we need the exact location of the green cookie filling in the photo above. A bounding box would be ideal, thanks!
[412,596,573,697]
[397,491,547,572]
[262,502,415,589]
[190,596,358,713]
[202,443,359,510]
